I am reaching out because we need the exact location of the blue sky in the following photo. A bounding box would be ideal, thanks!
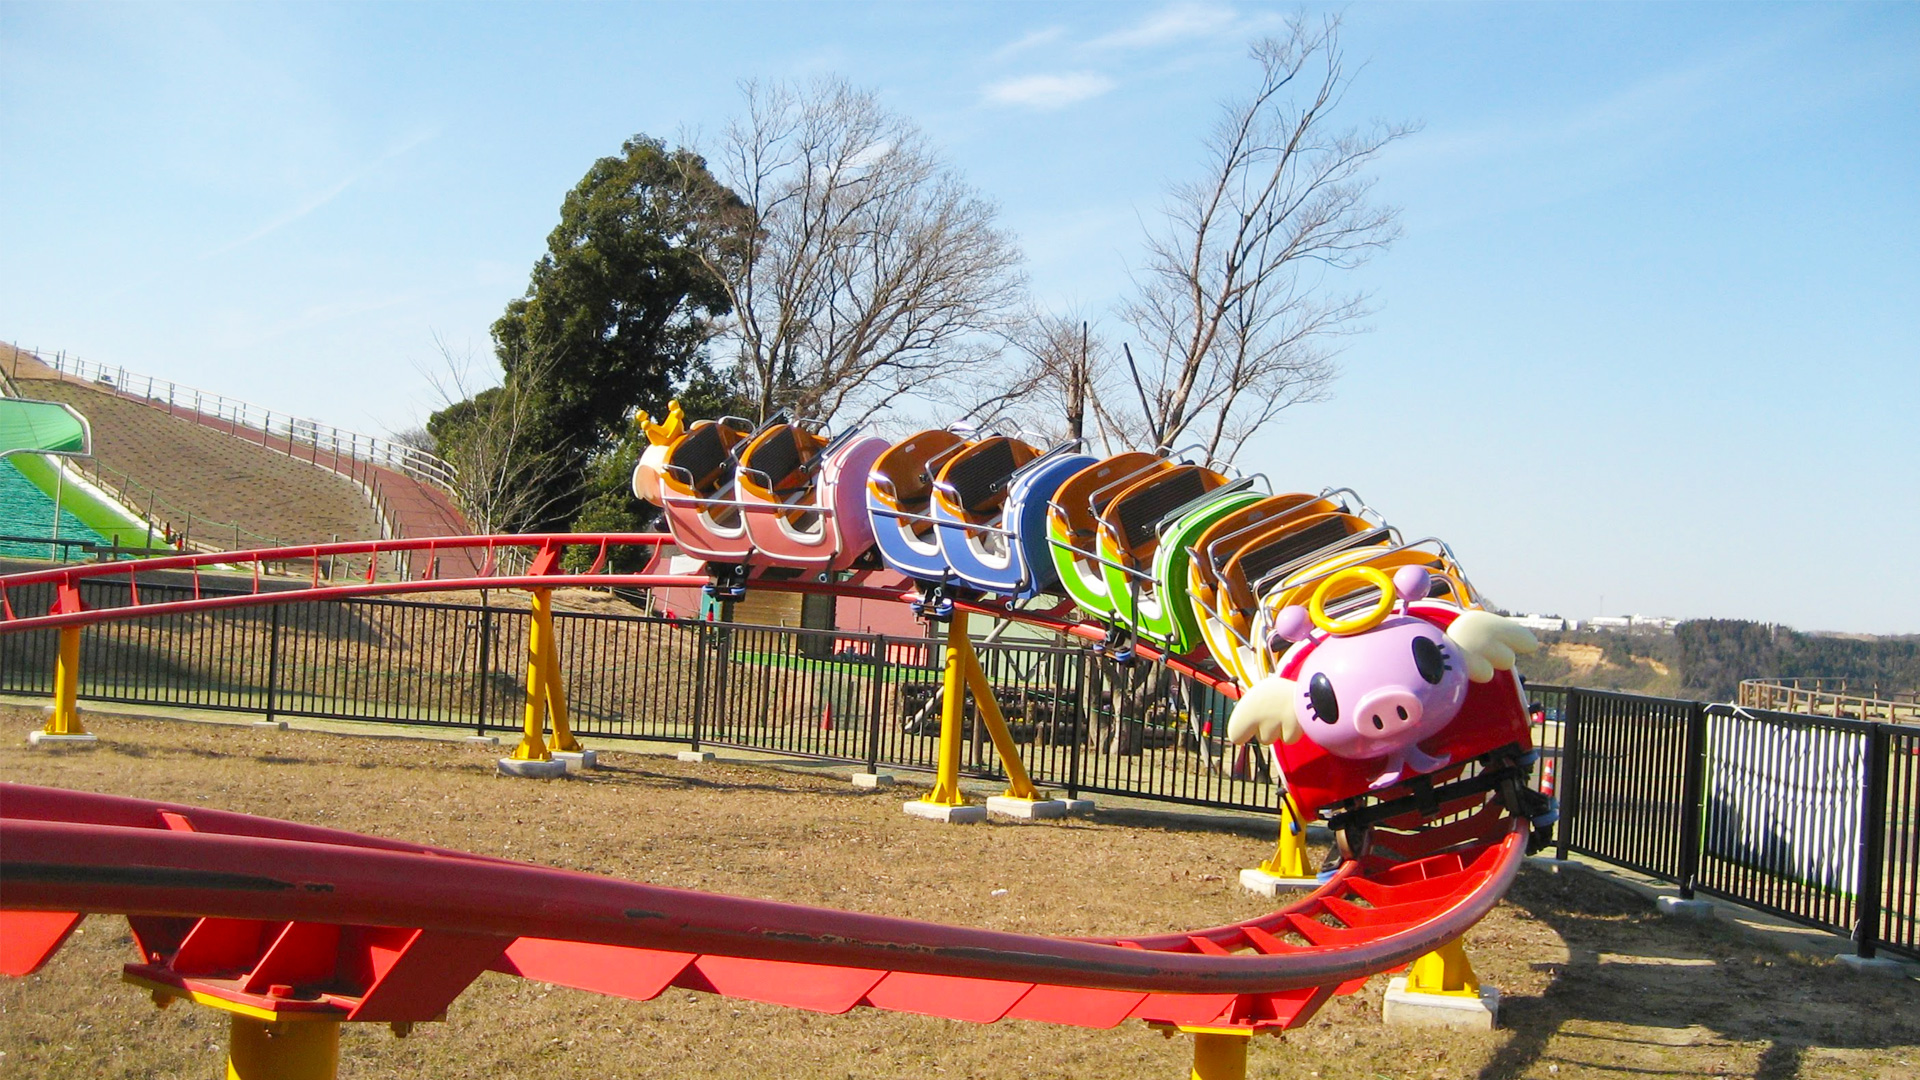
[3,2,1915,633]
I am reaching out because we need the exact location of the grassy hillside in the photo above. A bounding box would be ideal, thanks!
[1514,619,1920,703]
[1515,630,1687,698]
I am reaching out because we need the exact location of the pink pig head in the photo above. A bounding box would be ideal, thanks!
[1228,566,1539,790]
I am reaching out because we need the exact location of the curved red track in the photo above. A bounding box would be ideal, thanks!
[0,534,1528,1032]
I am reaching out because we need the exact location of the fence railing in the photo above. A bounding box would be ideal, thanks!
[1739,678,1920,724]
[31,350,458,493]
[0,580,1280,815]
[1532,684,1918,962]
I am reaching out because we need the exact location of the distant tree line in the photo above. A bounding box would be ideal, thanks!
[1673,620,1920,702]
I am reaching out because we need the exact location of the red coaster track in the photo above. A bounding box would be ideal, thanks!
[0,533,1526,1039]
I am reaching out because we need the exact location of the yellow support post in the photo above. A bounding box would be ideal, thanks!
[1186,1030,1250,1080]
[1405,937,1481,997]
[225,1014,341,1080]
[510,588,556,762]
[954,630,1041,801]
[537,593,580,754]
[924,612,971,806]
[1258,796,1311,879]
[33,584,97,744]
[43,624,89,737]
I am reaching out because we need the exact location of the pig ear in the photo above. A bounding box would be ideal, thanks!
[1393,565,1432,604]
[1268,605,1312,645]
[1228,676,1303,746]
[1443,610,1540,683]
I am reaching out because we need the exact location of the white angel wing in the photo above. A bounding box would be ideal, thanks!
[1444,610,1540,683]
[1228,675,1303,746]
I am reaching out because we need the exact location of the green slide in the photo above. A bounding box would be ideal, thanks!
[0,398,166,555]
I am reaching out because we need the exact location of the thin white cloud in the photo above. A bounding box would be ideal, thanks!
[202,128,439,260]
[1086,3,1238,52]
[993,26,1068,61]
[984,73,1117,111]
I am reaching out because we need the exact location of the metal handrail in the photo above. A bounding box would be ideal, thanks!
[31,350,459,493]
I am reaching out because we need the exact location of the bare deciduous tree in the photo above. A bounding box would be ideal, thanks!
[1120,15,1415,463]
[422,340,580,542]
[978,310,1152,452]
[697,78,1027,426]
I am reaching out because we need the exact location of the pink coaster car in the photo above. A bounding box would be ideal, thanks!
[658,416,757,563]
[735,421,889,574]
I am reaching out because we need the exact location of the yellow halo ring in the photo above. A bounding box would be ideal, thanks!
[1307,565,1397,636]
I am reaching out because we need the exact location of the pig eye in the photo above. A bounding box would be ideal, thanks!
[1306,673,1340,724]
[1412,636,1447,684]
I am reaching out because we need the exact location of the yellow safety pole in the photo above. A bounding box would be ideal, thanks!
[510,588,555,762]
[537,591,581,754]
[1406,937,1481,997]
[924,612,971,806]
[1259,796,1311,879]
[1187,1030,1250,1080]
[43,624,89,737]
[225,1014,340,1080]
[953,631,1041,800]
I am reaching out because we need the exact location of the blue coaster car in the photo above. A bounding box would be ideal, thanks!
[866,429,971,585]
[934,441,1094,600]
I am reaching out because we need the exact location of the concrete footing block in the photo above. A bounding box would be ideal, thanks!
[1382,977,1500,1030]
[1239,867,1320,897]
[986,796,1070,820]
[902,800,988,824]
[851,772,895,789]
[27,731,98,746]
[1526,856,1579,872]
[677,750,714,763]
[551,750,597,774]
[253,720,288,730]
[29,706,97,746]
[496,758,568,779]
[1835,953,1919,978]
[464,735,500,747]
[1061,798,1096,815]
[1657,896,1717,920]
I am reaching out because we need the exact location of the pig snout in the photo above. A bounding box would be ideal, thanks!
[1352,687,1424,742]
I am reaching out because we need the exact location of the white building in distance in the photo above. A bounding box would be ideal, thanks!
[1580,615,1679,633]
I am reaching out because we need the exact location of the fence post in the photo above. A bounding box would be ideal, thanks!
[1066,650,1088,801]
[689,621,710,753]
[864,633,886,774]
[1676,701,1708,899]
[1853,723,1891,959]
[263,605,282,725]
[475,591,493,735]
[1555,688,1583,862]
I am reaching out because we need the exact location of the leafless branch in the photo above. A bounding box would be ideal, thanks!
[693,77,1028,427]
[422,336,582,538]
[1114,14,1416,464]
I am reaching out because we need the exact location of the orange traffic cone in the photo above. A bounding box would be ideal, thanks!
[821,705,833,731]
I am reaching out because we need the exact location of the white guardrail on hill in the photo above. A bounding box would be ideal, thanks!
[32,352,459,494]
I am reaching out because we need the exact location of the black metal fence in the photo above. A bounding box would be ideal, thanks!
[0,581,1278,814]
[4,580,1913,960]
[1532,684,1919,962]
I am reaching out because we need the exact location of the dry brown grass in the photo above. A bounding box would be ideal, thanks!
[2,705,1917,1079]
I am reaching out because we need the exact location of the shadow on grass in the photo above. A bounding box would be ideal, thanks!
[1476,867,1918,1079]
[576,761,868,800]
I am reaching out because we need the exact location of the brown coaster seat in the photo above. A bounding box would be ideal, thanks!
[934,437,1038,521]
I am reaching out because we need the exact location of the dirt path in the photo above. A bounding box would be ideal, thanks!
[2,708,1915,1079]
